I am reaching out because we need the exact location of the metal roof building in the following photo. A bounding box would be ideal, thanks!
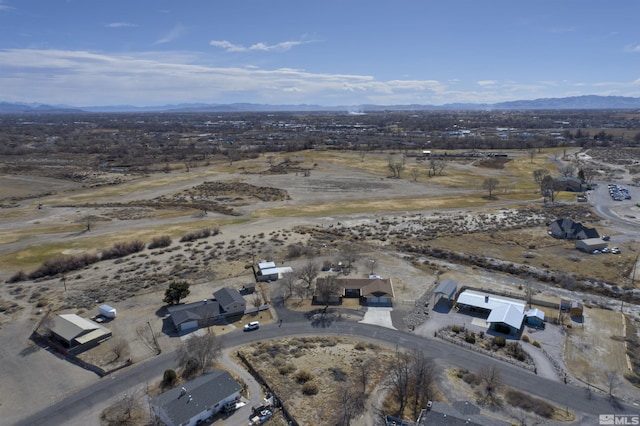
[152,370,241,426]
[49,314,112,353]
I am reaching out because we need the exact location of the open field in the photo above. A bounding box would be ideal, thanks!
[2,145,640,424]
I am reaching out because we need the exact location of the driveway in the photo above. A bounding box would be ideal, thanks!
[359,307,396,330]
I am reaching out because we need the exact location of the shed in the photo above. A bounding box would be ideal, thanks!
[433,279,457,304]
[569,301,583,318]
[576,238,607,253]
[256,261,279,282]
[525,308,545,327]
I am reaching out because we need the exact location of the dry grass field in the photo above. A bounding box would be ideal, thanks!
[2,146,640,424]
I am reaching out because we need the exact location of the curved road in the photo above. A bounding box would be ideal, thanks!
[13,303,639,426]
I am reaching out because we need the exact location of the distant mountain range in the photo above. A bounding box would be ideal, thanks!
[2,95,640,114]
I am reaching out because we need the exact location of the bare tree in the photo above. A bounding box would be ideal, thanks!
[385,351,412,417]
[339,241,361,272]
[387,156,404,178]
[176,331,221,377]
[251,294,262,308]
[409,349,437,418]
[605,370,620,399]
[334,381,365,426]
[482,178,499,198]
[478,365,502,399]
[528,148,536,164]
[110,337,129,362]
[436,157,447,175]
[533,169,550,194]
[281,271,299,300]
[410,167,420,182]
[316,276,341,304]
[541,175,561,203]
[136,323,161,355]
[299,261,320,288]
[100,389,144,425]
[560,162,576,177]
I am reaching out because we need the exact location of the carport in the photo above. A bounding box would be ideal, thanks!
[433,279,457,305]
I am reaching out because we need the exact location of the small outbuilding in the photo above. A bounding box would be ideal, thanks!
[576,238,607,253]
[98,304,117,319]
[525,308,545,327]
[256,261,279,282]
[569,301,584,318]
[433,279,457,305]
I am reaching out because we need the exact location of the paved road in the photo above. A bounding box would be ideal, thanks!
[13,304,639,426]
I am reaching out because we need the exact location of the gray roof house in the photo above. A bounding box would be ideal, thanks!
[48,314,112,353]
[549,218,599,240]
[213,287,246,317]
[152,369,242,426]
[167,300,221,332]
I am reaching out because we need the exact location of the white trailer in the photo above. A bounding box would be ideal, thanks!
[98,304,117,319]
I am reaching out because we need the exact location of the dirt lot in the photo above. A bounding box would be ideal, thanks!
[1,148,640,424]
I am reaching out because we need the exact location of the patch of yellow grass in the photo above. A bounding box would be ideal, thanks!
[252,195,488,218]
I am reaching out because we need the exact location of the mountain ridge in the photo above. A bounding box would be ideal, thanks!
[2,95,640,113]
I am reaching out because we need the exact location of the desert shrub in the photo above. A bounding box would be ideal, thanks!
[451,325,461,333]
[301,381,319,395]
[465,332,476,344]
[532,340,541,348]
[180,227,219,243]
[354,342,367,351]
[7,270,27,283]
[492,336,506,348]
[506,342,527,361]
[28,253,100,279]
[162,369,177,387]
[278,364,296,375]
[505,389,554,418]
[522,334,530,343]
[149,235,172,249]
[294,369,313,383]
[329,367,348,382]
[462,371,481,387]
[101,240,146,260]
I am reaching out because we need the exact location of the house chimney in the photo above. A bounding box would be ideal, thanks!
[484,295,489,303]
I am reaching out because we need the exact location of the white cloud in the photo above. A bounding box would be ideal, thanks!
[624,43,640,53]
[209,39,310,52]
[0,1,13,11]
[106,22,138,28]
[1,48,638,106]
[154,24,187,45]
[477,80,497,86]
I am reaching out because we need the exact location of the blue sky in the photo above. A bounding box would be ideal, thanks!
[1,0,639,107]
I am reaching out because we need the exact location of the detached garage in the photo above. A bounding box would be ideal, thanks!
[576,238,607,253]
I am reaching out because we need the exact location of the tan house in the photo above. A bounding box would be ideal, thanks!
[315,277,394,306]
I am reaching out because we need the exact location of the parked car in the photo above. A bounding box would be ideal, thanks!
[244,321,260,331]
[602,235,611,241]
[611,247,621,254]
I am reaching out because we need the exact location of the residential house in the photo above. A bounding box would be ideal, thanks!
[456,290,526,335]
[167,300,221,333]
[151,369,242,426]
[548,218,599,240]
[553,176,585,192]
[316,277,395,306]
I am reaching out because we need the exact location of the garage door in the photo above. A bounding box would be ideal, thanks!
[181,321,198,331]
